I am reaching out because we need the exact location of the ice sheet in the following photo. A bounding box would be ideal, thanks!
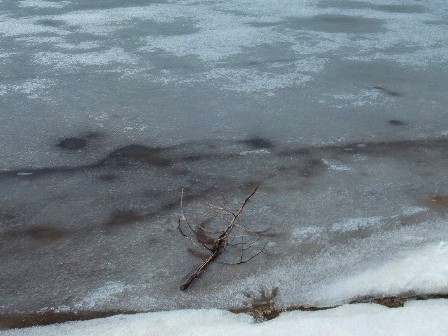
[1,0,448,325]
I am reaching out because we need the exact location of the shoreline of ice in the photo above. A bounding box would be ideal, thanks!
[2,299,448,336]
[2,239,448,334]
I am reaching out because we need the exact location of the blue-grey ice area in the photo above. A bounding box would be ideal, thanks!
[1,0,448,316]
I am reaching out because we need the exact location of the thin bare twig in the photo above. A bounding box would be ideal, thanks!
[179,182,262,291]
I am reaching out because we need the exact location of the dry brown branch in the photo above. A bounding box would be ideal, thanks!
[178,182,266,291]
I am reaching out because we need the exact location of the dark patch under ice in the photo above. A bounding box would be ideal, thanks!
[388,119,406,126]
[317,1,427,14]
[286,15,385,34]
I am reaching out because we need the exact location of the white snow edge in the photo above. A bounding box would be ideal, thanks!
[3,300,448,336]
[322,241,448,303]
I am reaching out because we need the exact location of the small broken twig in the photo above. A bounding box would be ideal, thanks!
[178,182,266,291]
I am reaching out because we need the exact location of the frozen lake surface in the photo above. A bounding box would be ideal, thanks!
[1,0,448,324]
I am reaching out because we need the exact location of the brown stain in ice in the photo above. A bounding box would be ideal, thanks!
[424,193,448,208]
[3,226,64,243]
[105,209,145,226]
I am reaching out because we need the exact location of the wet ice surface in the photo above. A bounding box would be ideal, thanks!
[1,0,448,316]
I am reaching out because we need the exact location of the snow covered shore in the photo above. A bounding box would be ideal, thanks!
[2,300,448,336]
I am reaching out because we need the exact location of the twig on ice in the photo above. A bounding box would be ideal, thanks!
[178,182,266,291]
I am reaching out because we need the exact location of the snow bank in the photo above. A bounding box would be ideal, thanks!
[3,300,448,336]
[322,241,448,303]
